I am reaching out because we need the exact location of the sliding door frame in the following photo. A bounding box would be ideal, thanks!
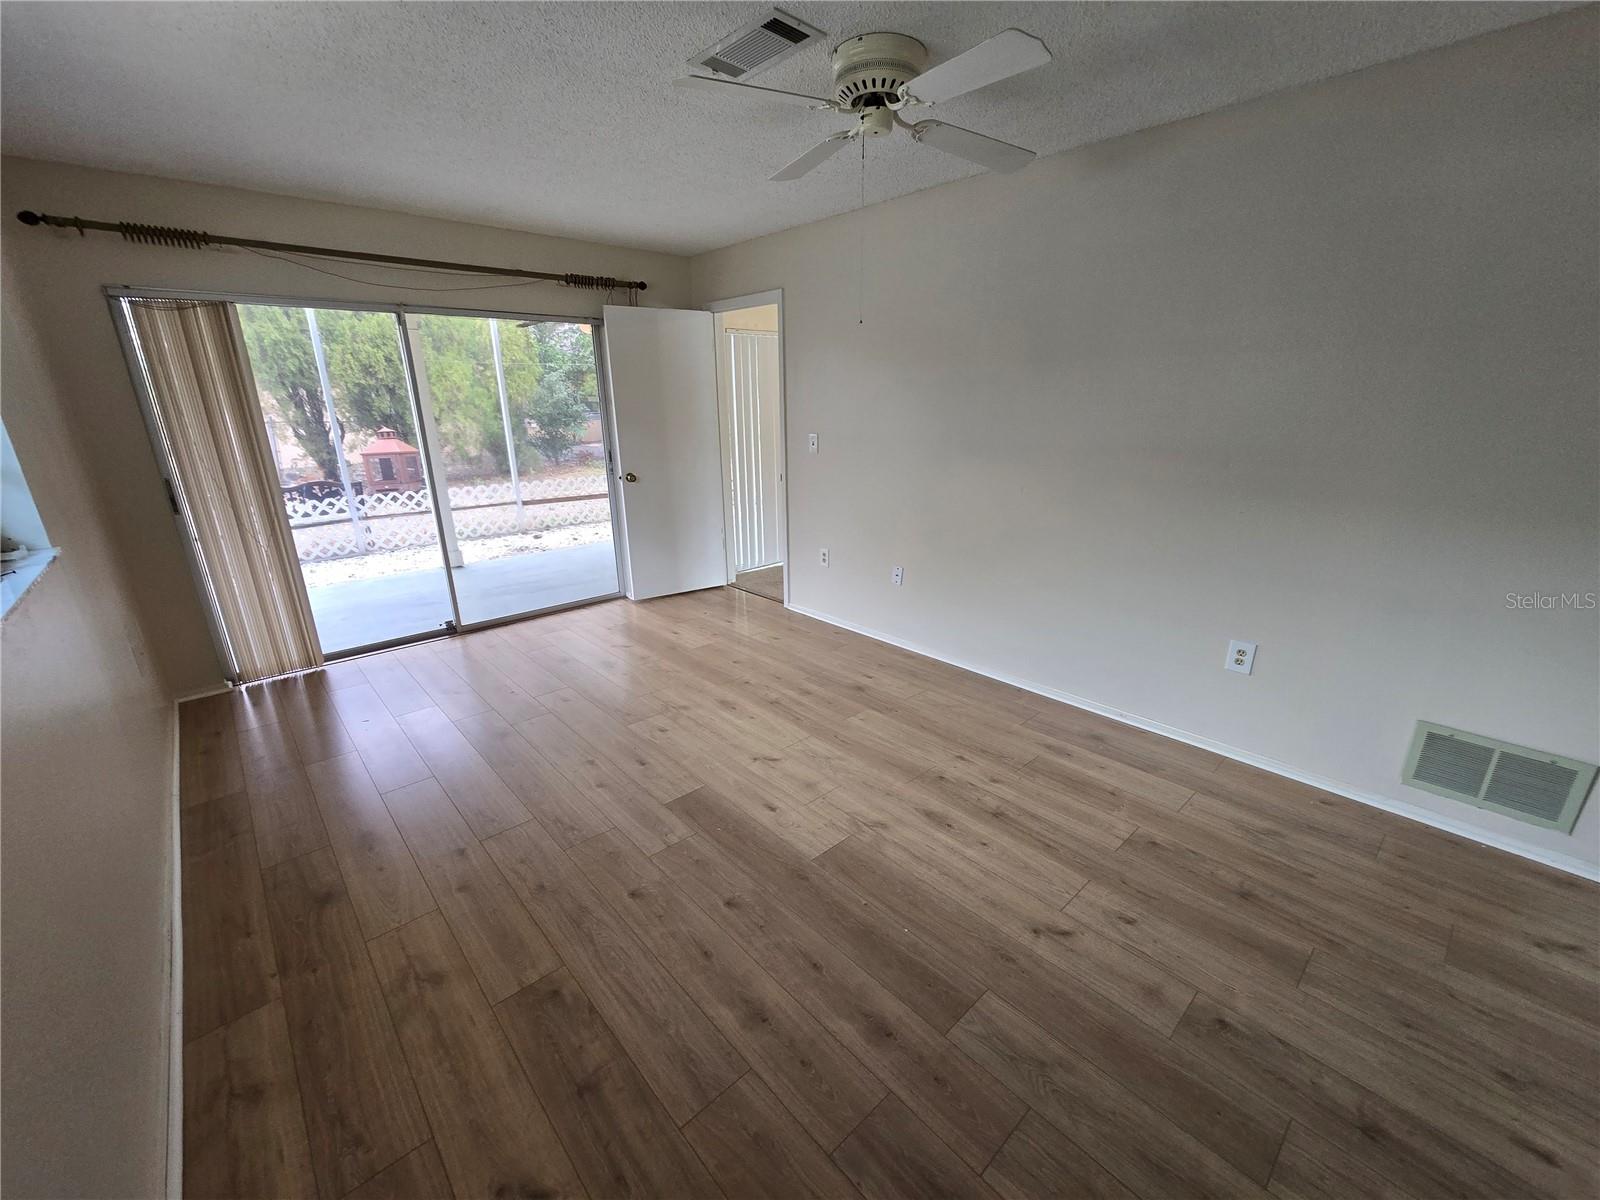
[589,321,633,601]
[107,285,627,671]
[393,306,626,639]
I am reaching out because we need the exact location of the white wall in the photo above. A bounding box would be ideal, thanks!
[0,157,691,694]
[692,9,1600,873]
[1,260,176,1198]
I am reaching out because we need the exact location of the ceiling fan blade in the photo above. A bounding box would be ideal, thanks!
[673,75,833,108]
[770,132,855,181]
[910,120,1035,174]
[902,29,1051,105]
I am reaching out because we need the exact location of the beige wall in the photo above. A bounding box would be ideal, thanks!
[0,158,691,1194]
[718,302,779,332]
[1,260,176,1197]
[0,157,691,694]
[692,10,1600,873]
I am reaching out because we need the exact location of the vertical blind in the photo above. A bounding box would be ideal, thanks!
[725,329,782,572]
[125,298,323,682]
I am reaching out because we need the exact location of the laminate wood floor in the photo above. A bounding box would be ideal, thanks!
[180,586,1600,1199]
[732,564,784,603]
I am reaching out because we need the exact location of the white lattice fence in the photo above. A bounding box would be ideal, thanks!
[283,474,605,524]
[286,474,610,562]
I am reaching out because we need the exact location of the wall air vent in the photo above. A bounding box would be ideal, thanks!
[1402,721,1597,833]
[690,9,824,80]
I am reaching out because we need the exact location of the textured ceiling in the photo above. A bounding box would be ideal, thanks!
[0,2,1574,255]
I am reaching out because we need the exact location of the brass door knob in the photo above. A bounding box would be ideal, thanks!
[623,472,638,483]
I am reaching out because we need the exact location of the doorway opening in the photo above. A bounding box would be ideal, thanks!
[712,299,786,603]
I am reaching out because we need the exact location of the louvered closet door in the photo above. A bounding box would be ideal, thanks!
[724,329,782,573]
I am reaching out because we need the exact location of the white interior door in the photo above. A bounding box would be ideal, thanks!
[601,305,726,600]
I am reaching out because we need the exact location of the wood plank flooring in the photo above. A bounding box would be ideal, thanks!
[733,564,785,603]
[179,586,1600,1199]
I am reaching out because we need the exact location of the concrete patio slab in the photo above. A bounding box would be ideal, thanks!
[308,540,620,653]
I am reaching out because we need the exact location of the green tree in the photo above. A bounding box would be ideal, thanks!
[238,305,339,480]
[520,322,596,464]
[323,309,412,436]
[237,306,597,483]
[422,317,593,473]
[415,315,530,474]
[238,305,418,480]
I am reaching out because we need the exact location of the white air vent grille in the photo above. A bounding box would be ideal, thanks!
[1413,731,1495,796]
[691,9,822,79]
[1401,721,1597,833]
[1482,754,1580,822]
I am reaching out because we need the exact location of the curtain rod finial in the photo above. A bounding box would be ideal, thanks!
[15,210,42,225]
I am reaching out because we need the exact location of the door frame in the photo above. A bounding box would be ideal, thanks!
[107,285,627,672]
[704,288,788,607]
[590,322,634,599]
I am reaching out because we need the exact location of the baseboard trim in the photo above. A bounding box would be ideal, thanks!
[174,682,231,704]
[787,603,1600,882]
[164,700,184,1199]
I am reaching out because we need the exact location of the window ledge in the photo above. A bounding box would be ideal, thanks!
[1,547,61,620]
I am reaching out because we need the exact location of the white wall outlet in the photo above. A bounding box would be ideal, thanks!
[1226,640,1257,675]
[808,432,819,454]
[819,547,829,567]
[891,566,904,586]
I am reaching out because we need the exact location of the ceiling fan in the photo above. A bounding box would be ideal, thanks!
[674,28,1052,181]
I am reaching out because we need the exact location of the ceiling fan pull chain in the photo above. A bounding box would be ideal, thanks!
[858,135,866,326]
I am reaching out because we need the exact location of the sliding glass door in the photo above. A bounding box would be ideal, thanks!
[407,313,620,626]
[237,303,455,655]
[221,300,620,658]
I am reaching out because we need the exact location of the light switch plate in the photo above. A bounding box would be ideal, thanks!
[808,433,819,453]
[1226,640,1257,675]
[891,566,904,586]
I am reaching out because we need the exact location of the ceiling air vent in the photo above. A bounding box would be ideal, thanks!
[690,9,824,80]
[1402,721,1597,833]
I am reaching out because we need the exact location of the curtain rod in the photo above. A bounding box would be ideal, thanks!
[13,209,647,293]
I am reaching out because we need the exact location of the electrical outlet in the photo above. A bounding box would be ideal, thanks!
[1226,640,1257,675]
[808,433,819,454]
[819,547,829,567]
[891,566,904,586]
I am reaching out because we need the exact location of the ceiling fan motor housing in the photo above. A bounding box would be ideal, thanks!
[832,32,928,129]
